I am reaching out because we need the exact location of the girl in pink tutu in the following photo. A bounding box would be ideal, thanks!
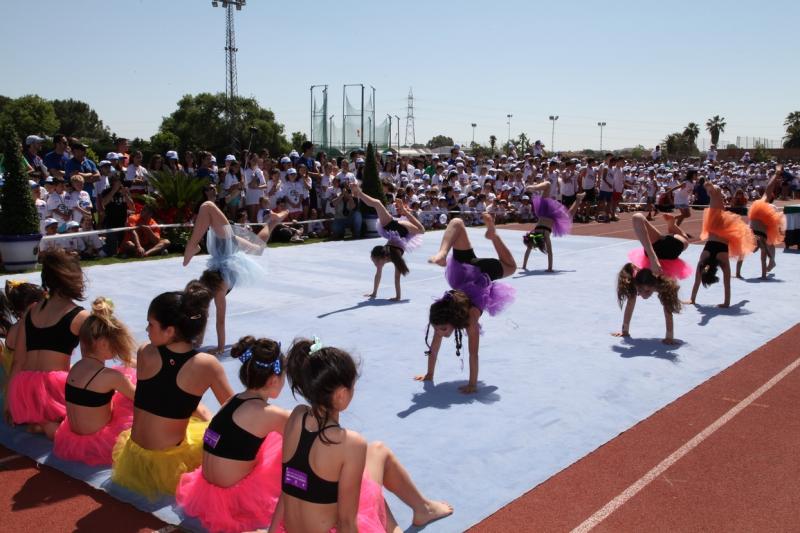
[522,182,582,271]
[351,183,425,301]
[3,250,89,437]
[615,213,690,345]
[53,297,137,466]
[270,337,452,533]
[176,336,289,533]
[0,281,45,393]
[423,214,516,394]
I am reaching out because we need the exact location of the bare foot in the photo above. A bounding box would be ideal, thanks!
[483,213,496,239]
[183,243,201,266]
[269,210,289,225]
[767,259,776,272]
[388,296,401,301]
[428,252,447,267]
[735,274,744,279]
[414,374,433,382]
[717,303,730,308]
[545,268,555,273]
[412,500,454,527]
[681,299,696,305]
[662,338,679,345]
[364,293,376,299]
[611,331,630,338]
[458,383,478,394]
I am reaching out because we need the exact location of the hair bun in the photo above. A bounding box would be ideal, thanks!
[231,335,257,359]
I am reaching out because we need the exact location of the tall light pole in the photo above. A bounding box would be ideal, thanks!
[329,115,334,149]
[212,0,246,150]
[387,114,392,149]
[471,123,477,145]
[506,114,513,145]
[597,121,606,152]
[394,115,401,148]
[549,115,559,153]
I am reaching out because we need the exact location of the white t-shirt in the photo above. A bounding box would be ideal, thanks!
[68,190,92,224]
[707,149,718,162]
[244,167,266,205]
[612,168,625,193]
[36,199,48,233]
[223,172,241,192]
[94,175,110,200]
[560,171,576,196]
[582,167,596,190]
[673,182,691,205]
[282,180,308,210]
[598,164,613,192]
[546,171,560,198]
[46,191,71,221]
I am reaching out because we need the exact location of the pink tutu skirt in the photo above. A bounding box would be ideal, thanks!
[7,370,68,425]
[445,256,515,316]
[176,432,283,533]
[377,218,423,252]
[628,248,693,280]
[52,367,136,466]
[276,473,388,533]
[533,196,573,237]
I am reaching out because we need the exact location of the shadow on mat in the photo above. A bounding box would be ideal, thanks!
[694,299,751,326]
[198,343,234,356]
[612,337,682,362]
[396,380,500,418]
[317,298,410,318]
[741,275,785,283]
[513,269,575,278]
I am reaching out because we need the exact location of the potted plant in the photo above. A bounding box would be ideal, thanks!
[141,170,208,252]
[0,124,42,272]
[359,143,386,237]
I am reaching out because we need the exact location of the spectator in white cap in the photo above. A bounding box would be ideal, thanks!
[24,135,49,180]
[30,181,48,232]
[164,150,183,175]
[39,218,61,256]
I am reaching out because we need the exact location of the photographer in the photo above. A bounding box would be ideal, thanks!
[100,174,135,256]
[330,177,362,240]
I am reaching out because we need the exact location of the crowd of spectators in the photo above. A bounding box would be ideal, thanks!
[11,132,800,263]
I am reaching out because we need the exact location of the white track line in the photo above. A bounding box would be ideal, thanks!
[571,354,800,533]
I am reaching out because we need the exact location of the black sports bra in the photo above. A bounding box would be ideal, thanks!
[25,304,84,355]
[134,345,202,419]
[281,412,340,504]
[203,395,265,461]
[66,366,114,407]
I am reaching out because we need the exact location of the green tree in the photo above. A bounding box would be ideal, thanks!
[663,132,699,158]
[784,111,800,128]
[426,135,454,149]
[0,95,59,149]
[515,132,530,153]
[149,131,181,157]
[158,93,290,157]
[683,122,700,146]
[291,131,308,152]
[783,123,800,149]
[0,123,40,235]
[51,98,111,141]
[489,135,497,152]
[705,115,726,146]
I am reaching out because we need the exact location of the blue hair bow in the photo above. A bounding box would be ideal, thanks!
[240,343,283,375]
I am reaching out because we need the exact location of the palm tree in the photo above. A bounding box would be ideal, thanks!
[784,111,800,128]
[705,115,726,146]
[683,122,700,145]
[489,135,497,152]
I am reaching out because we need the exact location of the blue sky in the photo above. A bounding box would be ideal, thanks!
[2,0,797,151]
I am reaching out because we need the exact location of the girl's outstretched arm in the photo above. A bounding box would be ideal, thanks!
[366,264,382,298]
[415,330,442,382]
[662,306,676,344]
[613,297,636,337]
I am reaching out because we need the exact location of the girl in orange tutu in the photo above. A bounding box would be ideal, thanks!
[3,250,89,437]
[686,181,755,307]
[269,338,452,533]
[736,169,786,280]
[52,297,137,466]
[176,336,289,533]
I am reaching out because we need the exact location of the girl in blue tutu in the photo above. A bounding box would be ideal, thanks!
[351,184,425,301]
[522,182,583,271]
[422,214,516,394]
[183,200,287,354]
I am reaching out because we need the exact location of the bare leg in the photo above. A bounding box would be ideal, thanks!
[483,213,516,277]
[568,193,585,219]
[735,258,744,279]
[684,251,709,305]
[522,245,532,270]
[719,257,731,307]
[143,239,171,257]
[759,240,768,279]
[364,442,453,529]
[255,210,289,243]
[428,218,471,266]
[544,231,553,272]
[663,213,691,243]
[184,201,230,266]
[767,244,776,271]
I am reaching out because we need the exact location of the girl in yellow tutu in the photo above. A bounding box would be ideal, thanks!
[686,181,755,307]
[736,168,786,280]
[111,282,234,500]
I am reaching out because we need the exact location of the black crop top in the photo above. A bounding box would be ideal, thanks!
[282,412,340,504]
[25,304,84,355]
[134,345,202,419]
[203,396,265,461]
[384,220,409,238]
[65,366,114,407]
[452,248,504,281]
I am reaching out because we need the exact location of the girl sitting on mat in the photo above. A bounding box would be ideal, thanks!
[0,281,45,393]
[176,336,288,533]
[521,182,583,271]
[614,213,691,345]
[53,297,137,466]
[351,183,425,301]
[269,337,452,533]
[685,181,755,308]
[111,284,234,499]
[4,250,89,437]
[184,200,286,355]
[736,169,786,280]
[422,214,516,394]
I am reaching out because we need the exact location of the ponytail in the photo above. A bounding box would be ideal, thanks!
[80,297,136,364]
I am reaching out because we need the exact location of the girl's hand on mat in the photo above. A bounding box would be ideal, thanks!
[364,292,376,299]
[612,331,630,338]
[458,383,478,394]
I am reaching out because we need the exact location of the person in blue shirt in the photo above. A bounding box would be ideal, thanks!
[43,133,71,180]
[65,142,100,204]
[23,135,49,180]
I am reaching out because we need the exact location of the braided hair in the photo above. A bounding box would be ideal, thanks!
[426,290,472,358]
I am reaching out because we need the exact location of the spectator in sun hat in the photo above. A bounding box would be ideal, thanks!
[164,150,183,175]
[106,151,122,173]
[24,135,49,179]
[43,133,71,179]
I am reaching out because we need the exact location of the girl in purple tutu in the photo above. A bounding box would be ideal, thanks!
[522,182,583,271]
[270,337,452,532]
[423,214,516,394]
[176,336,289,533]
[614,213,690,345]
[53,297,138,466]
[4,250,90,437]
[351,183,425,301]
